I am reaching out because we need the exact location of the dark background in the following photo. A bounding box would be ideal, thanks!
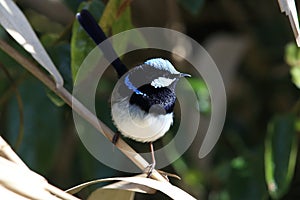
[0,0,300,199]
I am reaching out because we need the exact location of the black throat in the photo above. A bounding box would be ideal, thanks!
[129,84,176,115]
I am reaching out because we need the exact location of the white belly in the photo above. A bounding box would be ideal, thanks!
[111,99,173,143]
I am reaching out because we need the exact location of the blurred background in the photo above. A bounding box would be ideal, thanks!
[1,0,300,199]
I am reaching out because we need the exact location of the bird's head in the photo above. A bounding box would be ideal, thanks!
[118,58,190,103]
[143,58,190,89]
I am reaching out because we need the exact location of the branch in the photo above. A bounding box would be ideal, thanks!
[0,39,168,182]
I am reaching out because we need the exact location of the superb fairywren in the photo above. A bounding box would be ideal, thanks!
[111,58,190,142]
[76,10,190,176]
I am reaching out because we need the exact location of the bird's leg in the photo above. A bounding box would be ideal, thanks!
[147,142,156,178]
[112,132,120,145]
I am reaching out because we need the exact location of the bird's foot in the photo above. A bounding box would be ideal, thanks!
[146,162,156,178]
[112,132,120,145]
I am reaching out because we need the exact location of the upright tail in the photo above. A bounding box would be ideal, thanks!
[76,9,128,78]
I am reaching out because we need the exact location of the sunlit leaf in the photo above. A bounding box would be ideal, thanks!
[285,42,300,88]
[187,78,211,114]
[290,67,300,88]
[0,0,63,87]
[66,175,196,199]
[0,157,55,200]
[285,43,299,66]
[66,174,149,195]
[102,178,156,194]
[265,114,298,199]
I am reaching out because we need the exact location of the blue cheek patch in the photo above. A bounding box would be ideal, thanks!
[124,75,146,96]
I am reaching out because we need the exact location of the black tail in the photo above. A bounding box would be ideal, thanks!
[76,9,128,78]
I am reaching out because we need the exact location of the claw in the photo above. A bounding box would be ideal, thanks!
[112,132,120,145]
[146,162,156,178]
[146,142,156,178]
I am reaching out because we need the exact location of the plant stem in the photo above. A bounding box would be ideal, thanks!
[0,39,167,182]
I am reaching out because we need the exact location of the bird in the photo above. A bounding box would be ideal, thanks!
[76,10,190,177]
[111,58,190,176]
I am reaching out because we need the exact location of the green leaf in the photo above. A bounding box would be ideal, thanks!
[70,0,105,81]
[284,43,300,89]
[177,0,205,15]
[46,89,65,107]
[99,0,132,35]
[285,43,299,66]
[264,114,298,199]
[187,78,211,114]
[231,156,247,170]
[62,0,81,13]
[110,2,133,35]
[290,67,300,88]
[99,0,145,59]
[214,147,267,200]
[111,3,133,55]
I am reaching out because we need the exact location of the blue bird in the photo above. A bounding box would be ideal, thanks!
[76,10,190,177]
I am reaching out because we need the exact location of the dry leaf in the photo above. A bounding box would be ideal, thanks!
[0,157,59,200]
[102,174,156,194]
[66,175,196,200]
[87,189,134,200]
[0,185,31,200]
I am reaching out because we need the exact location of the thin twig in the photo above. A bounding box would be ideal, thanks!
[0,39,168,182]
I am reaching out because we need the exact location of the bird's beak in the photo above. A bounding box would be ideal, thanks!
[179,73,191,78]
